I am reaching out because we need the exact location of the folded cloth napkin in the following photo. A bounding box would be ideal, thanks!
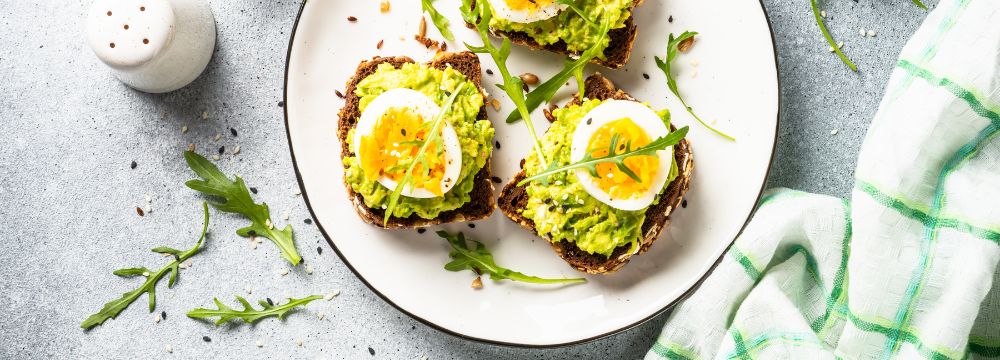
[646,1,1000,359]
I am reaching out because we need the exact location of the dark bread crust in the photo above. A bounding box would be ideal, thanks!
[478,0,644,69]
[337,52,495,228]
[497,73,695,274]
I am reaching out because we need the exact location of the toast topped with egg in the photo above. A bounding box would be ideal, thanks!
[338,52,496,228]
[473,0,644,69]
[498,73,694,274]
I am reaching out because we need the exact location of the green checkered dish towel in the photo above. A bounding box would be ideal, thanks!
[646,1,1000,359]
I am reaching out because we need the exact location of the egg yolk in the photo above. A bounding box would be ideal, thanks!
[504,0,555,12]
[585,118,659,200]
[359,107,447,196]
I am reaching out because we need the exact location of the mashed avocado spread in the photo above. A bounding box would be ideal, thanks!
[489,0,633,55]
[522,99,671,257]
[344,63,493,219]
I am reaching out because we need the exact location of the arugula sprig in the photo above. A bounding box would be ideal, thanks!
[381,83,467,226]
[460,0,547,166]
[655,32,736,141]
[810,0,857,72]
[421,0,455,41]
[81,202,210,330]
[519,127,689,186]
[187,295,322,325]
[439,231,586,285]
[555,0,595,24]
[184,151,301,266]
[505,17,612,124]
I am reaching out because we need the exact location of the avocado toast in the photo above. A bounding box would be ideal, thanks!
[473,0,644,69]
[498,74,695,274]
[337,52,496,228]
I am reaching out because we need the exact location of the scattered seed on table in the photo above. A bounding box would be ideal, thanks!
[668,15,673,23]
[317,246,323,255]
[682,199,688,208]
[278,101,285,108]
[218,146,225,155]
[336,90,344,98]
[136,207,145,217]
[230,128,238,137]
[250,187,258,194]
[348,16,358,22]
[368,347,375,356]
[211,155,220,161]
[486,69,494,75]
[468,223,476,228]
[304,218,313,224]
[266,298,274,306]
[161,311,167,320]
[130,160,137,169]
[491,176,502,184]
[202,336,211,342]
[642,73,650,80]
[417,228,426,234]
[495,141,501,149]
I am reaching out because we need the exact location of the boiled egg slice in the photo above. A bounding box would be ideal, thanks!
[354,88,463,199]
[570,100,673,211]
[493,0,568,23]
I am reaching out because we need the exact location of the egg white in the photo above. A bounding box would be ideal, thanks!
[353,88,463,199]
[492,0,568,23]
[570,100,673,211]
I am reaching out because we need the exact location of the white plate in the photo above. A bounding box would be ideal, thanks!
[284,0,779,347]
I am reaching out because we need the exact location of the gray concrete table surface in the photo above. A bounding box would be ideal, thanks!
[0,0,934,359]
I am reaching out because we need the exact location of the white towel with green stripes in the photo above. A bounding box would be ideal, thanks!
[646,1,1000,359]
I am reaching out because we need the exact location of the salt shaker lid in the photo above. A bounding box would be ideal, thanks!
[86,0,175,70]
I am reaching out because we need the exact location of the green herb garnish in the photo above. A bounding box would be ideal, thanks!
[461,0,547,166]
[655,32,736,141]
[505,18,612,124]
[555,0,595,24]
[81,202,210,330]
[381,83,468,226]
[184,151,301,266]
[420,0,455,41]
[439,231,586,285]
[519,126,690,186]
[911,0,928,9]
[810,1,857,72]
[187,295,323,325]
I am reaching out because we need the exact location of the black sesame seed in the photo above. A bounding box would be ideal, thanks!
[668,15,673,23]
[491,176,502,184]
[304,218,313,224]
[495,141,501,149]
[368,347,375,356]
[218,146,225,155]
[401,129,407,136]
[586,118,593,125]
[468,223,476,228]
[643,73,650,80]
[486,69,494,75]
[130,160,137,169]
[250,187,258,194]
[682,199,688,208]
[317,246,323,255]
[266,298,274,306]
[248,230,257,236]
[278,101,285,107]
[417,228,426,234]
[230,128,238,137]
[161,311,167,320]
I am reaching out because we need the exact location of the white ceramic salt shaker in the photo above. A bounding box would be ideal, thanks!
[86,0,216,93]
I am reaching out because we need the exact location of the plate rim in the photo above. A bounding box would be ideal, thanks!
[281,1,782,349]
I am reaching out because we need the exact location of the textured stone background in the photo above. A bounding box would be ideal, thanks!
[0,0,934,359]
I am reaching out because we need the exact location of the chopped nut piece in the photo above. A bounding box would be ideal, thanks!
[519,73,539,85]
[471,276,483,289]
[419,17,427,38]
[677,36,695,52]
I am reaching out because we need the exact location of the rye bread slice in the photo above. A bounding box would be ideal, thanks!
[337,52,495,229]
[475,0,644,69]
[497,73,695,274]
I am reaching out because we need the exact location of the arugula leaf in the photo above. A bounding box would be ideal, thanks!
[654,32,736,141]
[187,295,323,325]
[555,0,595,24]
[438,231,586,284]
[505,18,612,124]
[461,0,548,167]
[81,202,210,330]
[810,0,857,72]
[381,83,467,226]
[519,127,690,186]
[420,0,455,41]
[184,151,301,266]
